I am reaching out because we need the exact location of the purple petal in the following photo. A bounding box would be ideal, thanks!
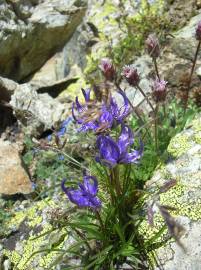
[119,139,143,163]
[81,88,91,102]
[82,175,98,196]
[78,121,98,132]
[99,106,113,127]
[89,196,102,208]
[75,97,83,113]
[96,135,120,167]
[117,125,134,154]
[72,102,83,124]
[116,90,130,121]
[67,189,91,207]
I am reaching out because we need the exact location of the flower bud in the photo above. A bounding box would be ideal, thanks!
[99,58,115,81]
[145,34,160,58]
[152,78,167,103]
[195,21,201,40]
[122,65,140,86]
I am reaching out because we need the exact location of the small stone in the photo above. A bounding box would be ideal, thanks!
[196,66,201,78]
[0,140,33,195]
[3,259,11,270]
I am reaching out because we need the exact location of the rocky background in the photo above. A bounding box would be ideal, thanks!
[0,0,201,269]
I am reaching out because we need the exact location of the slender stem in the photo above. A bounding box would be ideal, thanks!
[163,103,167,119]
[136,84,155,112]
[74,228,92,252]
[153,58,160,80]
[110,167,122,196]
[154,105,159,152]
[184,40,201,112]
[95,210,105,233]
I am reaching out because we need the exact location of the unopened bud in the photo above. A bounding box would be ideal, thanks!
[122,65,140,86]
[99,58,115,81]
[145,34,160,58]
[152,78,167,103]
[195,21,201,40]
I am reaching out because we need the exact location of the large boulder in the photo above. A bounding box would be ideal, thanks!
[0,0,87,81]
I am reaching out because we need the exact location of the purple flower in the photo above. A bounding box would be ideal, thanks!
[57,117,72,137]
[122,65,140,86]
[96,125,143,167]
[145,34,160,58]
[61,174,101,209]
[72,89,130,133]
[152,78,167,103]
[99,58,115,81]
[195,21,201,40]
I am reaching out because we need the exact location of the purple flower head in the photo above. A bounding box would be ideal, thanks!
[152,78,167,103]
[96,125,143,167]
[72,89,130,133]
[99,58,115,81]
[145,34,160,58]
[61,173,101,209]
[122,65,140,86]
[195,21,201,40]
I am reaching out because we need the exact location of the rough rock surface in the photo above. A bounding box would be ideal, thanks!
[0,0,87,81]
[0,76,71,136]
[1,196,75,269]
[9,80,70,136]
[0,139,33,195]
[144,114,201,270]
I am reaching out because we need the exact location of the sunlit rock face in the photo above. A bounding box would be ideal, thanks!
[145,114,201,270]
[0,139,33,195]
[0,0,87,81]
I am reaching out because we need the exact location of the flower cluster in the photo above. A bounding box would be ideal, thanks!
[96,125,143,167]
[62,173,101,209]
[62,59,144,210]
[72,88,130,133]
[121,65,140,86]
[152,78,167,103]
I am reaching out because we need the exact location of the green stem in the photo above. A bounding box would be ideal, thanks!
[110,166,122,196]
[154,105,159,152]
[184,40,201,112]
[95,210,105,233]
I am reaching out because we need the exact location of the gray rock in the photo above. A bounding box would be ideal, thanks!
[0,0,87,81]
[146,114,201,270]
[171,13,201,61]
[9,80,70,136]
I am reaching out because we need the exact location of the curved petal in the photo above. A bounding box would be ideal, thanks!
[116,90,130,121]
[119,139,144,164]
[78,121,98,132]
[72,102,83,124]
[99,106,113,128]
[81,88,91,102]
[89,196,102,209]
[117,125,134,153]
[82,175,98,196]
[75,96,83,113]
[96,135,120,167]
[67,189,91,207]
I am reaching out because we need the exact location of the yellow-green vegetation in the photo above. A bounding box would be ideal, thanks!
[3,199,68,270]
[83,0,170,83]
[167,134,192,158]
